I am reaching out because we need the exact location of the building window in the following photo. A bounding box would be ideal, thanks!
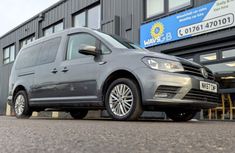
[146,0,164,19]
[169,0,191,12]
[222,49,235,59]
[73,12,86,27]
[54,22,64,33]
[20,35,36,49]
[3,44,15,64]
[44,22,64,36]
[44,27,53,36]
[88,5,101,29]
[200,53,217,62]
[73,4,101,29]
[145,0,192,19]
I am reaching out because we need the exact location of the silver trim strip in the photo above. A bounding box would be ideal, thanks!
[30,96,97,102]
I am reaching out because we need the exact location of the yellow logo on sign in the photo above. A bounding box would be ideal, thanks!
[151,22,164,40]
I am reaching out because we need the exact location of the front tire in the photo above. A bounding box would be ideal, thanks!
[166,110,197,122]
[13,90,32,119]
[105,78,143,121]
[70,110,88,119]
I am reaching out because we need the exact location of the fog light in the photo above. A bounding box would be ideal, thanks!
[154,92,169,99]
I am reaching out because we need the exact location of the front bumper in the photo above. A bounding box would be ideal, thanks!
[133,67,219,110]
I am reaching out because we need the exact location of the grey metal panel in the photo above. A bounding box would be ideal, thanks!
[42,2,66,29]
[101,0,143,44]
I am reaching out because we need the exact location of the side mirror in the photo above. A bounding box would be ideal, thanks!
[79,45,98,56]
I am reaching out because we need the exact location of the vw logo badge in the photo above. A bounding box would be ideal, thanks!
[201,68,208,79]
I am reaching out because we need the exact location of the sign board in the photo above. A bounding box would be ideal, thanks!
[140,0,235,48]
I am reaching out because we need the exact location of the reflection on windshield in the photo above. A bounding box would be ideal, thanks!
[94,31,142,50]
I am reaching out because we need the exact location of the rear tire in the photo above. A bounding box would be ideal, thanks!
[70,110,88,119]
[13,90,32,119]
[166,110,197,122]
[105,78,143,121]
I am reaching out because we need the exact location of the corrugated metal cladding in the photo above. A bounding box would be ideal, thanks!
[0,0,234,115]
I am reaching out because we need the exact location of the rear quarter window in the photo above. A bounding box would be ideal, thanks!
[15,44,40,69]
[15,37,61,69]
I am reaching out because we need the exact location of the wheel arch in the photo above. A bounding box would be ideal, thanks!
[101,70,143,102]
[13,85,27,101]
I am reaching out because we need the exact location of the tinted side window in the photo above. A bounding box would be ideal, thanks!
[16,44,41,69]
[66,33,97,60]
[37,37,61,65]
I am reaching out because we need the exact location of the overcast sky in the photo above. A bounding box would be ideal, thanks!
[0,0,60,37]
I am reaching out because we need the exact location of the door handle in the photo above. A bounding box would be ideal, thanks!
[62,67,69,73]
[51,68,58,74]
[99,61,107,65]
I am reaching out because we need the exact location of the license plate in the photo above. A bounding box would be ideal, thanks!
[200,81,217,93]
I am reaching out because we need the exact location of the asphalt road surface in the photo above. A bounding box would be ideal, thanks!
[0,117,235,153]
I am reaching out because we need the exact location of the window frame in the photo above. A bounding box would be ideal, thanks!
[54,22,64,33]
[65,32,100,61]
[222,47,235,60]
[196,47,235,66]
[72,4,101,30]
[15,43,41,70]
[144,0,166,20]
[65,32,112,60]
[144,0,193,21]
[16,37,62,69]
[87,4,101,29]
[100,43,112,55]
[199,52,218,63]
[43,20,64,36]
[20,34,36,49]
[36,37,62,66]
[72,11,87,27]
[168,0,193,12]
[3,44,15,65]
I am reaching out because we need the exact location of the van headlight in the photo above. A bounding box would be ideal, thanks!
[142,57,184,72]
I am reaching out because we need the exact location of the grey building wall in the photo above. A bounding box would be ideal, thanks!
[0,0,235,115]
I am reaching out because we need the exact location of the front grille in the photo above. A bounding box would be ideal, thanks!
[181,63,214,80]
[183,89,219,103]
[155,85,181,98]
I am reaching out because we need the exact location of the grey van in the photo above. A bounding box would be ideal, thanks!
[8,27,219,121]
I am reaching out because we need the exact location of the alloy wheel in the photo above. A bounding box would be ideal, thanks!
[109,84,134,117]
[14,94,25,116]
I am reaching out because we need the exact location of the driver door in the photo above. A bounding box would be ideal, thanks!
[57,33,102,103]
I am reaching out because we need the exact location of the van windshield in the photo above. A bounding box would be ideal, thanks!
[94,31,142,50]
